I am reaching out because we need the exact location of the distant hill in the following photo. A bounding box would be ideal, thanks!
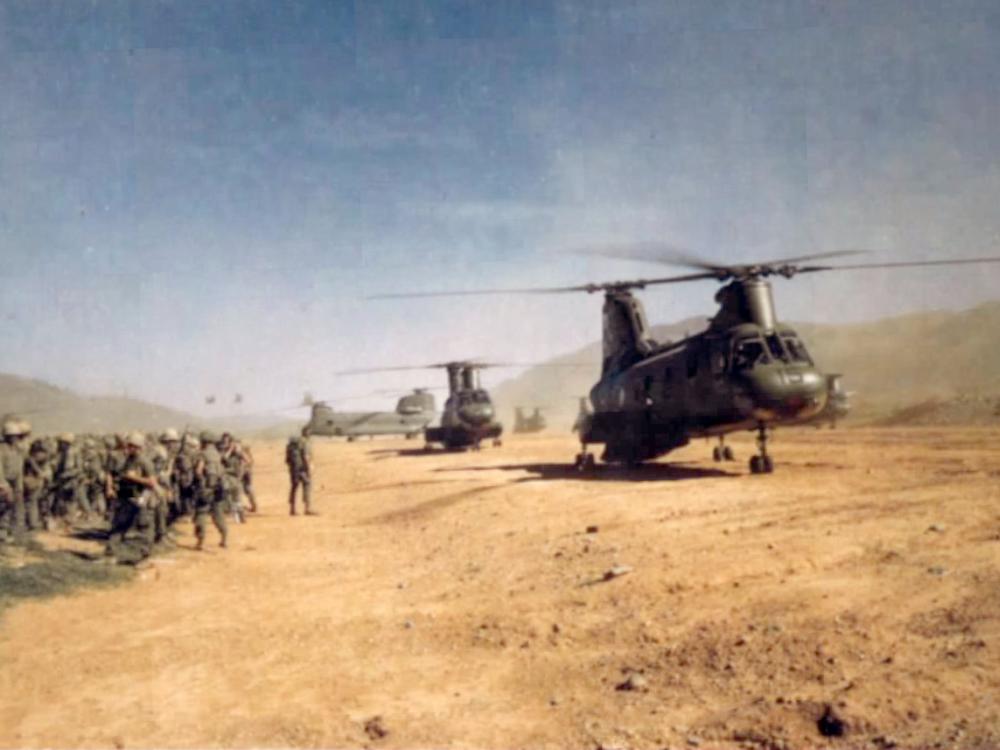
[492,302,1000,428]
[0,374,199,434]
[0,374,301,437]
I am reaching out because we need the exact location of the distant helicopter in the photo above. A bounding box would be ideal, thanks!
[378,247,1000,473]
[303,389,438,441]
[339,361,504,450]
[571,396,593,435]
[513,406,548,434]
[803,374,852,429]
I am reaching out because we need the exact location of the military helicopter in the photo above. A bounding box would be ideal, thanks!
[339,361,504,450]
[513,406,548,434]
[571,396,594,435]
[378,247,1000,473]
[302,388,438,441]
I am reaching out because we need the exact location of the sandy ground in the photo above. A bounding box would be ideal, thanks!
[0,427,998,750]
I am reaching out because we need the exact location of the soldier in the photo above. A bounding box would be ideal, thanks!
[103,434,127,522]
[286,426,316,516]
[23,439,53,531]
[172,434,199,519]
[106,432,160,562]
[193,431,228,550]
[160,429,183,524]
[219,432,245,524]
[149,441,171,544]
[237,439,258,513]
[80,437,108,519]
[53,433,87,522]
[0,418,27,542]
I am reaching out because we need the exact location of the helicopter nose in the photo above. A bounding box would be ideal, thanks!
[744,367,828,421]
[461,404,494,425]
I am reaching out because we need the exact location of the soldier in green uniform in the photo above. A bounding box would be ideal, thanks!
[193,431,228,550]
[160,429,182,524]
[0,418,28,542]
[149,442,171,543]
[105,432,160,562]
[219,432,245,524]
[237,439,257,513]
[172,433,199,520]
[286,426,316,516]
[80,437,108,519]
[53,433,87,523]
[23,439,53,531]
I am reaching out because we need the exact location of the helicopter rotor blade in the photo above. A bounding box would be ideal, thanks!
[567,242,867,272]
[795,256,1000,274]
[370,271,721,299]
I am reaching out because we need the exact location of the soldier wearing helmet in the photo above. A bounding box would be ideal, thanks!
[106,431,160,562]
[193,430,228,550]
[218,432,246,523]
[23,439,53,531]
[286,425,316,516]
[171,433,200,519]
[80,436,108,519]
[0,418,28,541]
[52,432,89,523]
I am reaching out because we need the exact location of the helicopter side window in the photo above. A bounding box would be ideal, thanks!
[709,340,728,375]
[766,334,789,363]
[733,338,768,371]
[782,337,813,364]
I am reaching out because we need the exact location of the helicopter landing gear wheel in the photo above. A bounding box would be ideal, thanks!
[712,446,723,462]
[574,452,596,473]
[723,445,735,461]
[492,438,502,447]
[749,423,774,474]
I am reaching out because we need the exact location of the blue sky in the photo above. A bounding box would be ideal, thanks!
[2,0,1000,414]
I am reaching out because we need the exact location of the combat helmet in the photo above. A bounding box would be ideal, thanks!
[57,432,75,444]
[161,428,180,443]
[125,431,145,449]
[199,430,220,445]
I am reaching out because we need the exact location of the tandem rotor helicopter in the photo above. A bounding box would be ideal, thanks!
[376,246,1000,474]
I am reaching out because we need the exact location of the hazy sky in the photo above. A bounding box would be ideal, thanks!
[2,0,1000,414]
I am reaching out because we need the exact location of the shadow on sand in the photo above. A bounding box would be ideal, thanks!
[434,461,739,483]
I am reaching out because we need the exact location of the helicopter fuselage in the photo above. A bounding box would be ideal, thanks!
[581,318,828,464]
[424,387,503,449]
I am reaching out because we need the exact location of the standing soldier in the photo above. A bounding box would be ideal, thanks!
[160,429,182,524]
[0,418,27,542]
[237,439,258,513]
[53,433,87,523]
[286,426,316,516]
[23,438,53,531]
[172,434,199,520]
[106,432,160,562]
[193,431,228,550]
[80,437,108,519]
[219,433,245,524]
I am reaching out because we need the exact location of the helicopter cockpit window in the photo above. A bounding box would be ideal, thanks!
[733,338,769,371]
[765,334,789,363]
[782,337,812,364]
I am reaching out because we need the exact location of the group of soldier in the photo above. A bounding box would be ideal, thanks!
[0,416,289,563]
[1,415,319,563]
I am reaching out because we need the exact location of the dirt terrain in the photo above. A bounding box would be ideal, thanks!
[0,428,998,749]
